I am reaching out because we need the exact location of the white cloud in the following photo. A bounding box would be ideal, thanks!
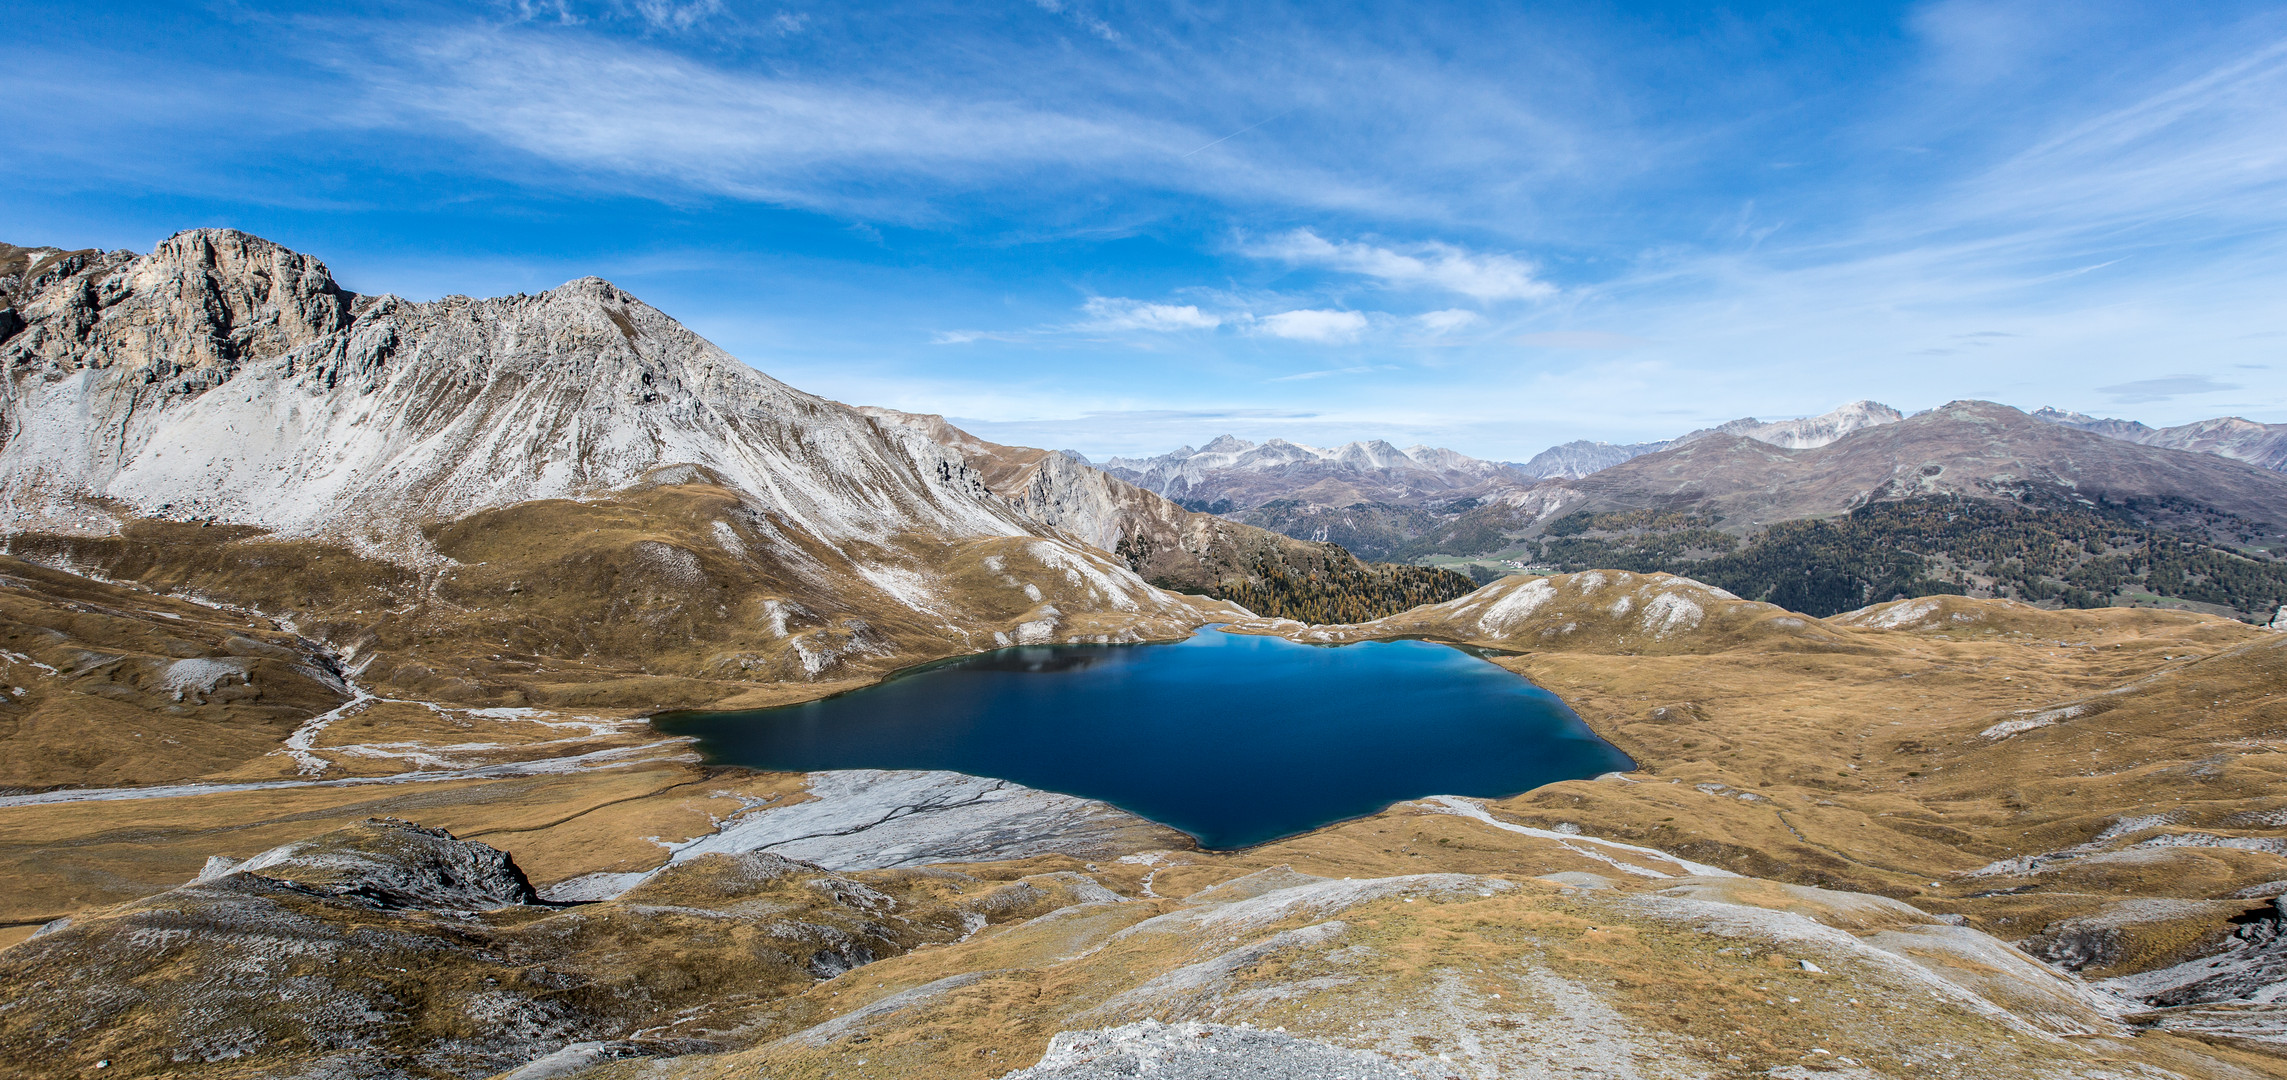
[930,329,1034,345]
[1249,230,1555,301]
[1076,297,1221,332]
[1415,309,1483,334]
[1255,308,1370,342]
[1515,331,1651,349]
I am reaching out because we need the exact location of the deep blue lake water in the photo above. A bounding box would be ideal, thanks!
[653,629,1633,849]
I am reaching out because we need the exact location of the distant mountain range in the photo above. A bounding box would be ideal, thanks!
[1434,401,2287,618]
[1510,400,1905,478]
[1091,395,2287,617]
[1121,401,2287,505]
[1541,400,2287,529]
[9,231,2282,627]
[1097,400,1914,515]
[2031,407,2287,471]
[1099,435,1519,513]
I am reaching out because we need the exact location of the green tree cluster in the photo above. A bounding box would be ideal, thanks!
[1205,556,1476,625]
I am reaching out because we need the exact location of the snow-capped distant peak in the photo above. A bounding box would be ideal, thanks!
[1682,399,1905,450]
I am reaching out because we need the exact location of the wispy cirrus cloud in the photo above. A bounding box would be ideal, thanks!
[1074,297,1221,332]
[331,28,1182,214]
[929,329,1030,345]
[1246,230,1555,301]
[1252,308,1370,342]
[1414,309,1482,334]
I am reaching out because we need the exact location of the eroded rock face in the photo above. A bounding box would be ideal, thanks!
[2099,899,2287,1046]
[215,818,539,911]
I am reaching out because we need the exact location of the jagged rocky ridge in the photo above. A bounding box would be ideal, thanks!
[0,230,1454,623]
[0,230,1032,551]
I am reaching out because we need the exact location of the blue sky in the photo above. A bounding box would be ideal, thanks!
[12,1,2287,460]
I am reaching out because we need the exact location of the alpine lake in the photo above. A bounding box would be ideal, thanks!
[654,629,1633,849]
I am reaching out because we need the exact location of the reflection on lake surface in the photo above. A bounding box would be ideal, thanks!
[654,629,1633,849]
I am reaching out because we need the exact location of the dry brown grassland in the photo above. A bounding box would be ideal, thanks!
[2,552,2285,1078]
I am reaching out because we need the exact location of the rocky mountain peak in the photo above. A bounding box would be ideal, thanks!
[1685,399,1905,450]
[8,228,352,378]
[0,229,1033,552]
[2032,405,2153,438]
